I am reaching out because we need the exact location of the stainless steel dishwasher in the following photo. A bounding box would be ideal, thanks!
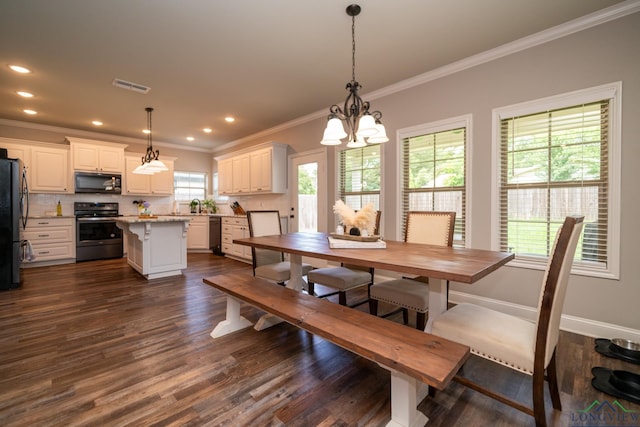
[209,216,223,255]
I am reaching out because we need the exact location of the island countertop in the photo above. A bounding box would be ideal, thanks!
[116,216,192,224]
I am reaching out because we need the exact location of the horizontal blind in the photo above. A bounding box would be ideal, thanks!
[499,101,608,266]
[401,127,466,245]
[339,146,381,210]
[174,171,206,201]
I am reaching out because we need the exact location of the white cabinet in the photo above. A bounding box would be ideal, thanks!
[218,158,233,195]
[69,138,126,173]
[22,217,75,265]
[215,142,287,196]
[187,216,209,251]
[222,216,251,262]
[0,138,31,183]
[124,156,175,196]
[30,145,71,193]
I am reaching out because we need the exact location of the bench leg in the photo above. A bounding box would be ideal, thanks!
[210,295,253,338]
[386,370,429,427]
[425,278,447,333]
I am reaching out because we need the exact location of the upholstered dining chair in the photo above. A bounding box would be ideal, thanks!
[306,210,381,307]
[246,210,313,285]
[369,211,456,330]
[431,215,584,427]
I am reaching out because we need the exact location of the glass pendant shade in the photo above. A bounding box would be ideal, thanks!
[133,163,155,175]
[146,159,168,172]
[346,136,367,148]
[326,117,348,139]
[356,114,378,137]
[366,123,389,143]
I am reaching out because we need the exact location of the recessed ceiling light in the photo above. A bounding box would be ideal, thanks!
[186,136,195,142]
[142,129,150,134]
[203,128,212,133]
[9,65,32,74]
[23,109,37,115]
[17,91,34,98]
[92,120,103,126]
[224,116,235,123]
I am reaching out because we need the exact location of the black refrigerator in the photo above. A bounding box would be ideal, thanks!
[0,157,28,289]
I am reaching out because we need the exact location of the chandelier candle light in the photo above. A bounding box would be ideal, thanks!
[133,107,168,175]
[320,4,388,148]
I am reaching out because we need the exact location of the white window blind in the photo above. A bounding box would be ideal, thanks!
[401,127,467,246]
[499,101,608,267]
[338,145,381,210]
[174,171,207,201]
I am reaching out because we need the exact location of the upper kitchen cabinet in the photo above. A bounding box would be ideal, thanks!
[124,155,175,196]
[0,137,32,182]
[216,142,287,196]
[68,137,127,173]
[30,144,71,193]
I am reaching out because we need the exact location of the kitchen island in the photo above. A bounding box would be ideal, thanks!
[116,216,191,280]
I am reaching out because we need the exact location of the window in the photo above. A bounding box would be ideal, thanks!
[399,116,470,246]
[493,83,621,278]
[173,171,207,201]
[338,145,381,210]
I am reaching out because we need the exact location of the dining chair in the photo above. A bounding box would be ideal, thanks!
[431,215,584,427]
[306,210,381,307]
[246,210,312,285]
[369,211,456,330]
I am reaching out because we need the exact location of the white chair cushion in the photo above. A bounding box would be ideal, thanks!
[370,279,429,312]
[255,262,313,282]
[307,267,371,291]
[431,303,537,374]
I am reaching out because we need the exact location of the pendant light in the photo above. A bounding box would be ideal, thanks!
[133,107,168,174]
[320,4,388,146]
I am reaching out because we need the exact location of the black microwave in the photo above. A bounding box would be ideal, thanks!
[74,172,122,194]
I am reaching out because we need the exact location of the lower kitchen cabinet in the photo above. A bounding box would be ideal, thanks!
[21,217,76,266]
[187,216,209,251]
[221,216,251,263]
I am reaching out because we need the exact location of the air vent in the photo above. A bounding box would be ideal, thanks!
[112,78,151,94]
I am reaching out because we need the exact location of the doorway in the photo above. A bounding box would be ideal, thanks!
[289,149,327,233]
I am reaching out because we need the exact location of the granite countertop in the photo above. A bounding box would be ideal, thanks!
[28,215,76,219]
[116,215,193,223]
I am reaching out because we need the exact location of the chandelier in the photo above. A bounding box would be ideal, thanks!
[320,4,388,148]
[133,107,168,174]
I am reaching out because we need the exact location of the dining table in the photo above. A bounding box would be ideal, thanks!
[234,231,515,332]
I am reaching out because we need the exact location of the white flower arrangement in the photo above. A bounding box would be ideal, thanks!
[333,200,377,235]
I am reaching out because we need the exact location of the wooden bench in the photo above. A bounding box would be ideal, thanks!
[203,272,470,427]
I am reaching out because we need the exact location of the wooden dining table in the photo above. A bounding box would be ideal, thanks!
[234,232,514,331]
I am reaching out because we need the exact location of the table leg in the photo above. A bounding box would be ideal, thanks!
[425,278,447,333]
[385,369,429,427]
[255,253,306,331]
[210,295,253,338]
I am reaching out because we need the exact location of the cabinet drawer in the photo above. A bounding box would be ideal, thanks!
[31,242,75,261]
[221,243,232,254]
[29,218,75,227]
[23,227,73,243]
[222,224,233,234]
[231,217,247,226]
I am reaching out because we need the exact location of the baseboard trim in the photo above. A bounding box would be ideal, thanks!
[448,290,640,342]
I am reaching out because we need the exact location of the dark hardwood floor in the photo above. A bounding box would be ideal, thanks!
[1,254,638,426]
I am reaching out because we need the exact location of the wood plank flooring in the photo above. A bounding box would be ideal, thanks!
[1,254,638,426]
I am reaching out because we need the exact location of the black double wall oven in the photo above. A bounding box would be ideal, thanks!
[74,202,123,262]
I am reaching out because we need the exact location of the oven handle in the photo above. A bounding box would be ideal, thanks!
[76,217,118,222]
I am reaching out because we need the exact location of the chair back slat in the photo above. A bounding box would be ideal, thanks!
[534,216,584,370]
[405,211,456,246]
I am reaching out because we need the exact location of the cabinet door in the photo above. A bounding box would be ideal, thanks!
[232,155,250,194]
[2,142,31,183]
[30,147,69,193]
[218,158,233,195]
[73,144,99,171]
[124,156,151,195]
[150,159,174,195]
[187,217,209,249]
[98,146,124,172]
[250,148,272,192]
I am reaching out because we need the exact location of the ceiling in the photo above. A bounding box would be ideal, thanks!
[0,0,627,151]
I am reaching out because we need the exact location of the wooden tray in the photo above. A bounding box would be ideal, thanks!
[138,214,159,219]
[329,233,380,242]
